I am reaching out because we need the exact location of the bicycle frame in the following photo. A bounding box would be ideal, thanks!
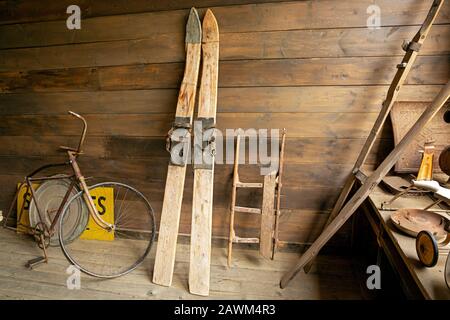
[67,150,113,231]
[3,162,72,234]
[2,111,113,267]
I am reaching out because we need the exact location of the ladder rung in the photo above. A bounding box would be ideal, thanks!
[234,206,261,214]
[236,182,263,188]
[233,236,259,244]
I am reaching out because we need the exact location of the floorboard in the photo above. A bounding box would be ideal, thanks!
[0,227,363,300]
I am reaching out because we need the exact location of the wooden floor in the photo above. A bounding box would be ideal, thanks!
[0,227,363,300]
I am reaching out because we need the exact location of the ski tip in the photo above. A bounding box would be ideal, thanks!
[186,7,202,44]
[203,9,219,42]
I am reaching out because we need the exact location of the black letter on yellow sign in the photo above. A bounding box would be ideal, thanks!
[91,196,106,215]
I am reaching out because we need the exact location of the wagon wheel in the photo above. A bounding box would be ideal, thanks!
[33,222,50,249]
[416,230,439,268]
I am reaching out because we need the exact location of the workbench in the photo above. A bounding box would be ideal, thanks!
[364,183,450,299]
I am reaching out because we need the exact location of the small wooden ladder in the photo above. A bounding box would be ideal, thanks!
[227,130,286,266]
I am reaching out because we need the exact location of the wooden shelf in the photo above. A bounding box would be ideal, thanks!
[366,185,450,300]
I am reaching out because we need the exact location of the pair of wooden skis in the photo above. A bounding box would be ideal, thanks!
[153,8,219,296]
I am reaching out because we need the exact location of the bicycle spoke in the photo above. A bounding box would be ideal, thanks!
[115,188,129,225]
[117,200,133,224]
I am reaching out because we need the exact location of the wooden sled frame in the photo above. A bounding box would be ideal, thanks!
[281,0,448,288]
[228,130,286,266]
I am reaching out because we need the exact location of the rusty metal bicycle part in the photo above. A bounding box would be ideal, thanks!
[2,161,71,231]
[33,222,50,249]
[29,177,88,246]
[27,223,49,269]
[67,152,113,231]
[59,111,87,154]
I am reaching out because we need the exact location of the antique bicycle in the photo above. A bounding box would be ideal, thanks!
[2,111,156,278]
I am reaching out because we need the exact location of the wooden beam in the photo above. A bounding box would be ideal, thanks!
[281,80,450,288]
[260,173,277,259]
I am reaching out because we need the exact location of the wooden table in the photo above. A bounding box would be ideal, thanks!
[364,185,450,299]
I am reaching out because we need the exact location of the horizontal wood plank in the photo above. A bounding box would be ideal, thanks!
[0,85,443,115]
[216,55,449,88]
[0,0,287,25]
[220,25,450,60]
[0,155,366,188]
[1,25,449,71]
[0,136,392,165]
[0,56,448,93]
[0,0,449,49]
[0,112,393,138]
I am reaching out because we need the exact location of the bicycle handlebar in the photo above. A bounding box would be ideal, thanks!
[60,111,87,154]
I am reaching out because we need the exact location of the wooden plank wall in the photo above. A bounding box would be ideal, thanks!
[0,0,449,248]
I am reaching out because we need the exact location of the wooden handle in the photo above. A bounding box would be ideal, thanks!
[417,143,435,180]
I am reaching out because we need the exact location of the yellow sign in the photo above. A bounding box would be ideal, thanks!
[80,187,115,241]
[16,183,39,234]
[16,182,114,241]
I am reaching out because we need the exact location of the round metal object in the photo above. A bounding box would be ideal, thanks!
[33,222,50,249]
[29,178,88,246]
[416,230,439,268]
[59,181,156,278]
[390,208,448,242]
[439,145,450,176]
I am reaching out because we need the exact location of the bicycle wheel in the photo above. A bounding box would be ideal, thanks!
[59,182,155,278]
